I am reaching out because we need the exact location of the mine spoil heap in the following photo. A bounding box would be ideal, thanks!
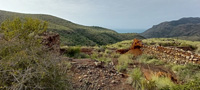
[143,45,200,65]
[117,38,200,65]
[116,39,179,83]
[116,38,143,56]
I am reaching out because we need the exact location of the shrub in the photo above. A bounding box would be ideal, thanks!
[98,46,106,52]
[137,54,158,63]
[179,42,190,47]
[142,80,157,90]
[90,52,99,60]
[0,40,71,90]
[110,52,120,58]
[105,49,112,54]
[170,78,200,90]
[0,17,47,41]
[74,52,90,59]
[173,63,200,82]
[151,75,175,89]
[171,65,186,73]
[146,59,165,65]
[64,46,81,57]
[129,68,144,90]
[64,46,90,59]
[90,51,111,64]
[0,18,71,90]
[97,55,112,64]
[116,54,133,72]
[118,44,122,47]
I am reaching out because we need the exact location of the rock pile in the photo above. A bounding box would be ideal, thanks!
[143,45,200,65]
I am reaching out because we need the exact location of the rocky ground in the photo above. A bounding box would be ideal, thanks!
[65,44,200,90]
[70,59,133,90]
[68,59,178,90]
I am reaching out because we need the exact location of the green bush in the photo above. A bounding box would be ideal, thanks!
[0,17,47,41]
[171,65,186,73]
[129,68,144,90]
[90,52,99,60]
[170,78,200,90]
[138,54,164,66]
[74,52,90,59]
[110,52,121,58]
[64,46,81,57]
[146,59,165,65]
[142,80,157,90]
[116,54,133,72]
[0,18,71,90]
[172,63,200,82]
[98,55,112,64]
[98,46,106,52]
[151,75,175,89]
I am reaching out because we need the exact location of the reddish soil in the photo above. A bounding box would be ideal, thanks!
[81,48,93,55]
[116,49,129,54]
[116,39,143,56]
[139,64,178,84]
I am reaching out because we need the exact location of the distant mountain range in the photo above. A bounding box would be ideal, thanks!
[0,10,144,46]
[141,17,200,41]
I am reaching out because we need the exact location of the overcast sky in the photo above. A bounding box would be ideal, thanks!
[0,0,200,33]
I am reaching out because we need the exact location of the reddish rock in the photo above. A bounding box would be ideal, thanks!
[41,32,60,52]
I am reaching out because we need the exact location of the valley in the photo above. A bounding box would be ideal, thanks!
[0,10,200,90]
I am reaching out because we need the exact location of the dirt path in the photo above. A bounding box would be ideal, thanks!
[70,59,133,90]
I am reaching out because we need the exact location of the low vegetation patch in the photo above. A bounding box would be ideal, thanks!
[89,47,112,64]
[151,75,175,89]
[129,68,144,90]
[116,54,133,72]
[137,54,165,65]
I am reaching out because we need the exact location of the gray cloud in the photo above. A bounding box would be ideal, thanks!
[0,0,200,32]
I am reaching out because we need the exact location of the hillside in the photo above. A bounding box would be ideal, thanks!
[0,10,144,46]
[67,38,200,89]
[141,17,200,41]
[1,16,200,89]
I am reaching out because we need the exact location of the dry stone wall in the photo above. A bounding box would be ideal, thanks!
[143,45,200,65]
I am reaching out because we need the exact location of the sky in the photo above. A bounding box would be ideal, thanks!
[0,0,200,33]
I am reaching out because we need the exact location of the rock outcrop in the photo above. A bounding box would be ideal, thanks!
[41,32,60,52]
[116,39,143,56]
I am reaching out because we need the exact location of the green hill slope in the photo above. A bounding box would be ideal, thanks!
[0,10,144,46]
[141,17,200,41]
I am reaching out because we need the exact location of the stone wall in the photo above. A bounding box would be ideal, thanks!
[143,45,200,65]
